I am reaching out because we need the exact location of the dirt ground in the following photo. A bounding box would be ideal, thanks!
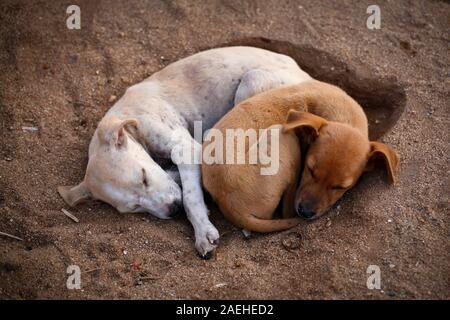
[0,0,448,299]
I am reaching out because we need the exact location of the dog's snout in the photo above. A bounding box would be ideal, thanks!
[168,200,182,217]
[297,204,316,219]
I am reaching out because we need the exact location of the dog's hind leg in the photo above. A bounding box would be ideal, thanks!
[234,69,303,105]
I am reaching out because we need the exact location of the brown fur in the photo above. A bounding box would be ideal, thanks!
[202,80,399,231]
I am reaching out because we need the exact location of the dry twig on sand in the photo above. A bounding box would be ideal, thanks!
[0,231,24,241]
[61,208,79,223]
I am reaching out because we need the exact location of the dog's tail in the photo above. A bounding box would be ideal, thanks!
[226,213,302,233]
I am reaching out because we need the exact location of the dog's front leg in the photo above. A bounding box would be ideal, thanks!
[171,138,219,258]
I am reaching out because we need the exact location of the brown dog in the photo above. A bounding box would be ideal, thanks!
[202,80,399,232]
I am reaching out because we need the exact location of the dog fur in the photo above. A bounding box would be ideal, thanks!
[202,80,399,232]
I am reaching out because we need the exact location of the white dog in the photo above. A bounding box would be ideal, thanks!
[58,46,311,257]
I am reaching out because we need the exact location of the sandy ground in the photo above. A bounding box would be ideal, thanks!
[0,0,448,299]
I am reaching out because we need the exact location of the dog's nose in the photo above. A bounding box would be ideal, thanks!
[297,204,316,219]
[168,201,182,217]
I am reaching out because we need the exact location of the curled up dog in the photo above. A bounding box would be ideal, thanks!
[202,80,399,233]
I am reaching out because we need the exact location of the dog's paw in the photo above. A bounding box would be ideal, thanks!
[195,225,220,259]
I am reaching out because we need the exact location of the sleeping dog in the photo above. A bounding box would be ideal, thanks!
[58,46,311,257]
[202,80,399,233]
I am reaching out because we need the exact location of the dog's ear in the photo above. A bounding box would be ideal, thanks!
[366,141,399,184]
[97,116,138,148]
[58,182,91,207]
[282,110,327,140]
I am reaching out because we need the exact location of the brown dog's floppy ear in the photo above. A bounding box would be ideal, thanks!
[366,141,399,184]
[282,110,327,139]
[58,182,91,207]
[97,116,138,148]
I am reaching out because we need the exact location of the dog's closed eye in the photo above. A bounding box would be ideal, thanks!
[142,168,148,187]
[332,179,353,190]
